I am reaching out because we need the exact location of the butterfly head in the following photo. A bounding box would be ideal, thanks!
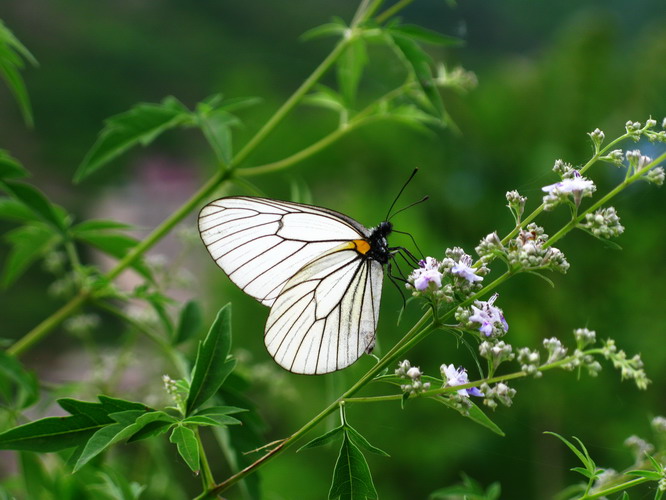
[365,221,393,264]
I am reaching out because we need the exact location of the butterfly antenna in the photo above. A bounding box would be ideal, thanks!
[389,195,429,220]
[385,168,419,221]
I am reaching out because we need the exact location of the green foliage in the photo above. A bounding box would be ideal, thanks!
[430,474,501,500]
[0,19,37,127]
[185,303,236,416]
[169,425,200,473]
[0,351,38,410]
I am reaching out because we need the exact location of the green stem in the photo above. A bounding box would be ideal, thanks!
[195,312,435,499]
[7,291,88,356]
[578,477,651,499]
[197,429,216,490]
[376,0,416,24]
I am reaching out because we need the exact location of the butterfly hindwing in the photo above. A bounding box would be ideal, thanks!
[265,244,384,374]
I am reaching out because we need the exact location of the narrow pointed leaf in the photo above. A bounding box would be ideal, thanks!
[170,425,200,472]
[0,414,100,452]
[174,300,204,345]
[0,350,38,410]
[389,25,462,46]
[186,303,234,415]
[435,398,505,436]
[298,425,344,452]
[0,150,29,179]
[0,20,38,126]
[194,405,247,416]
[73,231,153,280]
[1,223,59,288]
[345,425,389,457]
[0,197,38,222]
[182,415,241,427]
[75,97,191,182]
[328,431,378,500]
[0,181,67,231]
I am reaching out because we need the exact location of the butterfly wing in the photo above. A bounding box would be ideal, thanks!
[264,244,384,374]
[198,196,370,306]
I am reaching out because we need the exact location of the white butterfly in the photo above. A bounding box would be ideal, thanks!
[198,196,394,374]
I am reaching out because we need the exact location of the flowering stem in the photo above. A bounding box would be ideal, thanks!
[546,151,666,249]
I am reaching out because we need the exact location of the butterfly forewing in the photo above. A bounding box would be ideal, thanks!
[198,197,368,306]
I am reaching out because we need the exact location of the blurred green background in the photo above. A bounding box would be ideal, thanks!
[2,0,666,498]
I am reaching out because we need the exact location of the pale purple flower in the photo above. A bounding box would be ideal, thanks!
[541,172,595,194]
[469,293,508,337]
[441,364,483,397]
[451,255,483,283]
[409,257,443,291]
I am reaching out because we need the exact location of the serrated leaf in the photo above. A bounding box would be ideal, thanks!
[388,32,445,119]
[0,20,38,127]
[1,222,59,288]
[0,149,29,179]
[0,414,100,452]
[389,24,462,46]
[74,409,173,472]
[0,181,67,231]
[345,425,389,457]
[186,303,234,415]
[170,425,200,472]
[337,37,367,108]
[73,231,152,280]
[75,97,191,182]
[328,430,378,500]
[0,350,38,410]
[174,300,204,345]
[298,425,344,452]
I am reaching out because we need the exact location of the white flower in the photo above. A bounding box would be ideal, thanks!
[451,255,483,283]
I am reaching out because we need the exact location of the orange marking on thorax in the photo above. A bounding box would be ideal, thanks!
[352,239,371,255]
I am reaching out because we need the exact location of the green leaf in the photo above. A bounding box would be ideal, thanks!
[0,149,29,179]
[0,350,38,409]
[389,24,462,46]
[73,231,152,280]
[337,37,367,108]
[298,425,344,452]
[87,466,146,500]
[545,432,595,473]
[303,85,346,113]
[72,219,135,233]
[0,414,100,452]
[57,398,116,424]
[186,303,235,415]
[430,473,501,500]
[0,20,38,127]
[0,181,67,231]
[182,414,241,427]
[74,410,174,472]
[174,300,204,345]
[194,405,247,417]
[97,395,148,413]
[20,451,50,500]
[170,425,200,472]
[328,430,378,500]
[388,32,445,119]
[435,398,505,436]
[75,96,191,182]
[0,197,39,222]
[345,425,390,457]
[126,420,173,443]
[625,469,663,480]
[1,222,59,288]
[301,18,347,41]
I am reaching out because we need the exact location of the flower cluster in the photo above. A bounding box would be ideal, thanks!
[479,382,516,410]
[542,169,596,210]
[506,224,570,273]
[602,339,650,389]
[506,190,527,224]
[517,347,541,377]
[456,293,509,338]
[580,207,624,239]
[479,340,514,368]
[406,248,487,302]
[395,360,431,395]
